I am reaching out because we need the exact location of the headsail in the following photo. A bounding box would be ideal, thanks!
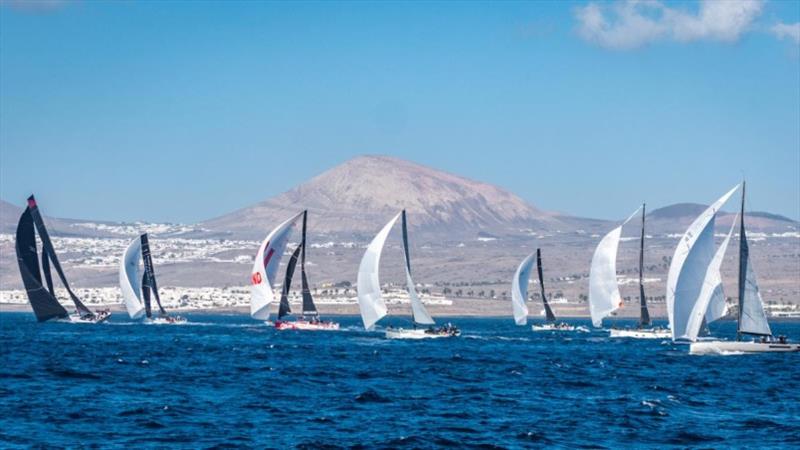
[250,212,304,320]
[299,211,318,316]
[278,245,302,320]
[119,236,146,319]
[588,206,641,328]
[685,215,736,341]
[401,210,435,326]
[667,185,738,341]
[15,201,69,322]
[357,212,402,330]
[737,182,771,338]
[511,252,535,325]
[536,249,556,322]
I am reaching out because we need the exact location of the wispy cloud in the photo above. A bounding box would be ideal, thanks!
[0,0,74,13]
[770,22,800,45]
[574,0,765,50]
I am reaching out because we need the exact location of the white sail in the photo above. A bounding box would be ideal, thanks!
[667,185,739,341]
[588,207,641,328]
[685,215,736,341]
[119,235,146,320]
[250,212,304,320]
[511,252,535,325]
[357,212,402,330]
[406,270,435,326]
[739,226,772,336]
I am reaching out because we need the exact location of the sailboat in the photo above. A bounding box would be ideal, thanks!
[689,183,799,354]
[14,195,110,323]
[526,249,586,332]
[589,204,669,339]
[119,233,186,324]
[356,210,459,339]
[250,210,338,330]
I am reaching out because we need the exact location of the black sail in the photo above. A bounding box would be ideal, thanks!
[26,196,94,318]
[15,204,69,322]
[638,203,651,327]
[141,234,167,315]
[142,272,153,318]
[536,248,557,322]
[401,210,417,324]
[300,210,318,316]
[278,245,302,319]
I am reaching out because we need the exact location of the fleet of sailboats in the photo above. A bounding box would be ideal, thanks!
[9,192,798,353]
[119,233,186,324]
[357,210,459,339]
[588,204,669,339]
[14,195,110,323]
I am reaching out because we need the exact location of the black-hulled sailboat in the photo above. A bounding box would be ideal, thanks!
[529,249,586,332]
[273,211,339,330]
[689,183,799,354]
[119,233,185,324]
[15,195,110,323]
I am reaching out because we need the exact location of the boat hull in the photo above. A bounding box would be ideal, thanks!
[385,328,459,339]
[690,341,800,355]
[144,316,187,325]
[274,320,340,331]
[609,328,671,339]
[531,323,589,332]
[62,311,111,324]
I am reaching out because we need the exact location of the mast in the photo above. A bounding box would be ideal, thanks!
[536,248,556,322]
[300,210,317,317]
[278,245,302,320]
[638,203,650,327]
[737,181,746,341]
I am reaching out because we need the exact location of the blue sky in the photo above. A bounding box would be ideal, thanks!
[1,0,798,222]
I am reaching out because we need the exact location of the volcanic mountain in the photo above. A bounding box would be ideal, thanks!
[202,155,568,240]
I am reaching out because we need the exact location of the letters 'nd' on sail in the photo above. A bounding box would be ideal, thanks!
[357,212,402,330]
[588,206,642,328]
[250,212,304,320]
[684,215,736,341]
[667,185,739,341]
[511,252,535,326]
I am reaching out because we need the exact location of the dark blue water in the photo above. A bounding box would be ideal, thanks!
[1,313,799,448]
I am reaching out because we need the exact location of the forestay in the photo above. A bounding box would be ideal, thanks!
[357,212,402,330]
[250,212,304,320]
[511,252,535,325]
[588,207,641,328]
[119,236,146,319]
[667,185,738,341]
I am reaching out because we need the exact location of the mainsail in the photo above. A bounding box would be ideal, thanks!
[119,236,146,319]
[356,212,402,330]
[667,185,738,341]
[140,234,166,317]
[737,182,771,338]
[278,245,302,320]
[299,211,318,316]
[638,204,650,327]
[401,210,435,326]
[511,252,535,326]
[250,212,304,320]
[588,206,641,328]
[15,199,69,322]
[684,215,736,341]
[15,195,94,321]
[536,249,556,322]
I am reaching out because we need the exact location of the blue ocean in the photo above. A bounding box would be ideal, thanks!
[1,313,798,448]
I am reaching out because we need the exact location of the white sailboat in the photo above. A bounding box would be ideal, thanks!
[689,183,799,355]
[119,233,185,324]
[521,249,587,332]
[356,210,459,339]
[589,204,669,339]
[250,210,338,330]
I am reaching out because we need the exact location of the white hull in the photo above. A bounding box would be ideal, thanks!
[531,323,589,332]
[690,340,800,355]
[144,316,187,325]
[274,320,340,331]
[61,311,111,324]
[609,328,671,339]
[385,328,458,340]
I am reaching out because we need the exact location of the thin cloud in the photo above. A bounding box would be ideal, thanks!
[770,22,800,45]
[0,0,74,13]
[574,0,765,50]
